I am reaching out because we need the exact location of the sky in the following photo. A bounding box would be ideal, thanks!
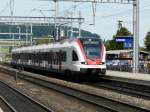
[0,0,150,46]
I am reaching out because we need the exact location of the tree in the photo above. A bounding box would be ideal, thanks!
[116,27,132,36]
[104,39,123,51]
[144,31,150,52]
[105,27,132,51]
[33,36,51,45]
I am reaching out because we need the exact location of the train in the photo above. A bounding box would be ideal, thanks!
[11,37,106,78]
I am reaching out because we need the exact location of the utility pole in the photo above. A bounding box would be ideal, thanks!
[10,0,14,46]
[30,24,33,45]
[118,20,123,31]
[54,0,59,41]
[67,11,71,38]
[78,11,82,38]
[26,25,28,45]
[92,0,97,34]
[133,0,139,73]
[70,12,73,38]
[10,0,14,17]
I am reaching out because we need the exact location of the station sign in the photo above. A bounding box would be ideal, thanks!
[115,36,133,49]
[115,38,126,42]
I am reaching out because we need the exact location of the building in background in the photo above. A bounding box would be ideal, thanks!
[0,39,30,61]
[107,50,148,60]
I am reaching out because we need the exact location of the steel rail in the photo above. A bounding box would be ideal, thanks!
[88,80,150,100]
[0,80,55,112]
[0,96,17,112]
[100,78,150,98]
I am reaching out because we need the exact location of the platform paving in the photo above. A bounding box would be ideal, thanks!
[106,70,150,82]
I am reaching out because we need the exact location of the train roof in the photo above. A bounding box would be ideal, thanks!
[12,37,102,53]
[12,38,78,53]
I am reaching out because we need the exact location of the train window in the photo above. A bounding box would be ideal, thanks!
[12,53,15,60]
[42,52,46,60]
[45,52,48,61]
[62,52,66,62]
[80,38,101,59]
[31,53,35,62]
[28,53,31,60]
[35,53,39,63]
[47,52,52,63]
[72,50,78,61]
[14,53,18,60]
[38,52,42,63]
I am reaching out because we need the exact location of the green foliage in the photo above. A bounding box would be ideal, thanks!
[116,27,132,36]
[140,47,146,52]
[144,31,150,52]
[104,39,123,51]
[105,27,132,51]
[33,36,54,45]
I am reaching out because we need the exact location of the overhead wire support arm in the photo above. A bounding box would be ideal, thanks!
[0,16,84,26]
[40,0,134,4]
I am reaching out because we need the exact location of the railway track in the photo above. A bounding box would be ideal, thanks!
[1,65,150,112]
[0,80,54,112]
[1,64,150,111]
[87,78,150,100]
[18,75,150,112]
[0,96,16,112]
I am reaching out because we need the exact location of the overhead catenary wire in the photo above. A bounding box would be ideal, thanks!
[95,3,150,20]
[59,2,85,16]
[26,3,52,16]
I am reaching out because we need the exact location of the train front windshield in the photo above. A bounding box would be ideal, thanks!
[80,38,101,59]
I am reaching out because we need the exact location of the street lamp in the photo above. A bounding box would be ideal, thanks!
[17,26,21,46]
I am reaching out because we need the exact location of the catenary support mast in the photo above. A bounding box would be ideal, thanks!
[133,0,139,73]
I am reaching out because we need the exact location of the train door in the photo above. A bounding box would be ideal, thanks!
[59,50,62,71]
[67,48,72,71]
[71,49,79,72]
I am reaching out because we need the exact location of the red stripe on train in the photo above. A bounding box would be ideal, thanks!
[76,39,87,60]
[76,39,104,65]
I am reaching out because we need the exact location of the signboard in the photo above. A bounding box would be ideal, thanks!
[115,38,126,42]
[115,36,133,49]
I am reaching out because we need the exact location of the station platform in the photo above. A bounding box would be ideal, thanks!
[106,70,150,81]
[105,70,150,86]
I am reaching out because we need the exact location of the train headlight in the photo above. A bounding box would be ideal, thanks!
[81,62,87,65]
[101,62,105,65]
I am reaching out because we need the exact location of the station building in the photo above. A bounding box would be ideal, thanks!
[106,50,148,60]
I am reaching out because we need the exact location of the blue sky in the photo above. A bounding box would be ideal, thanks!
[0,0,150,46]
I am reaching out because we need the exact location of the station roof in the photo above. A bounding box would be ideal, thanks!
[107,50,148,55]
[106,50,132,55]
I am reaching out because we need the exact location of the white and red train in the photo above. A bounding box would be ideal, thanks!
[11,37,106,77]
